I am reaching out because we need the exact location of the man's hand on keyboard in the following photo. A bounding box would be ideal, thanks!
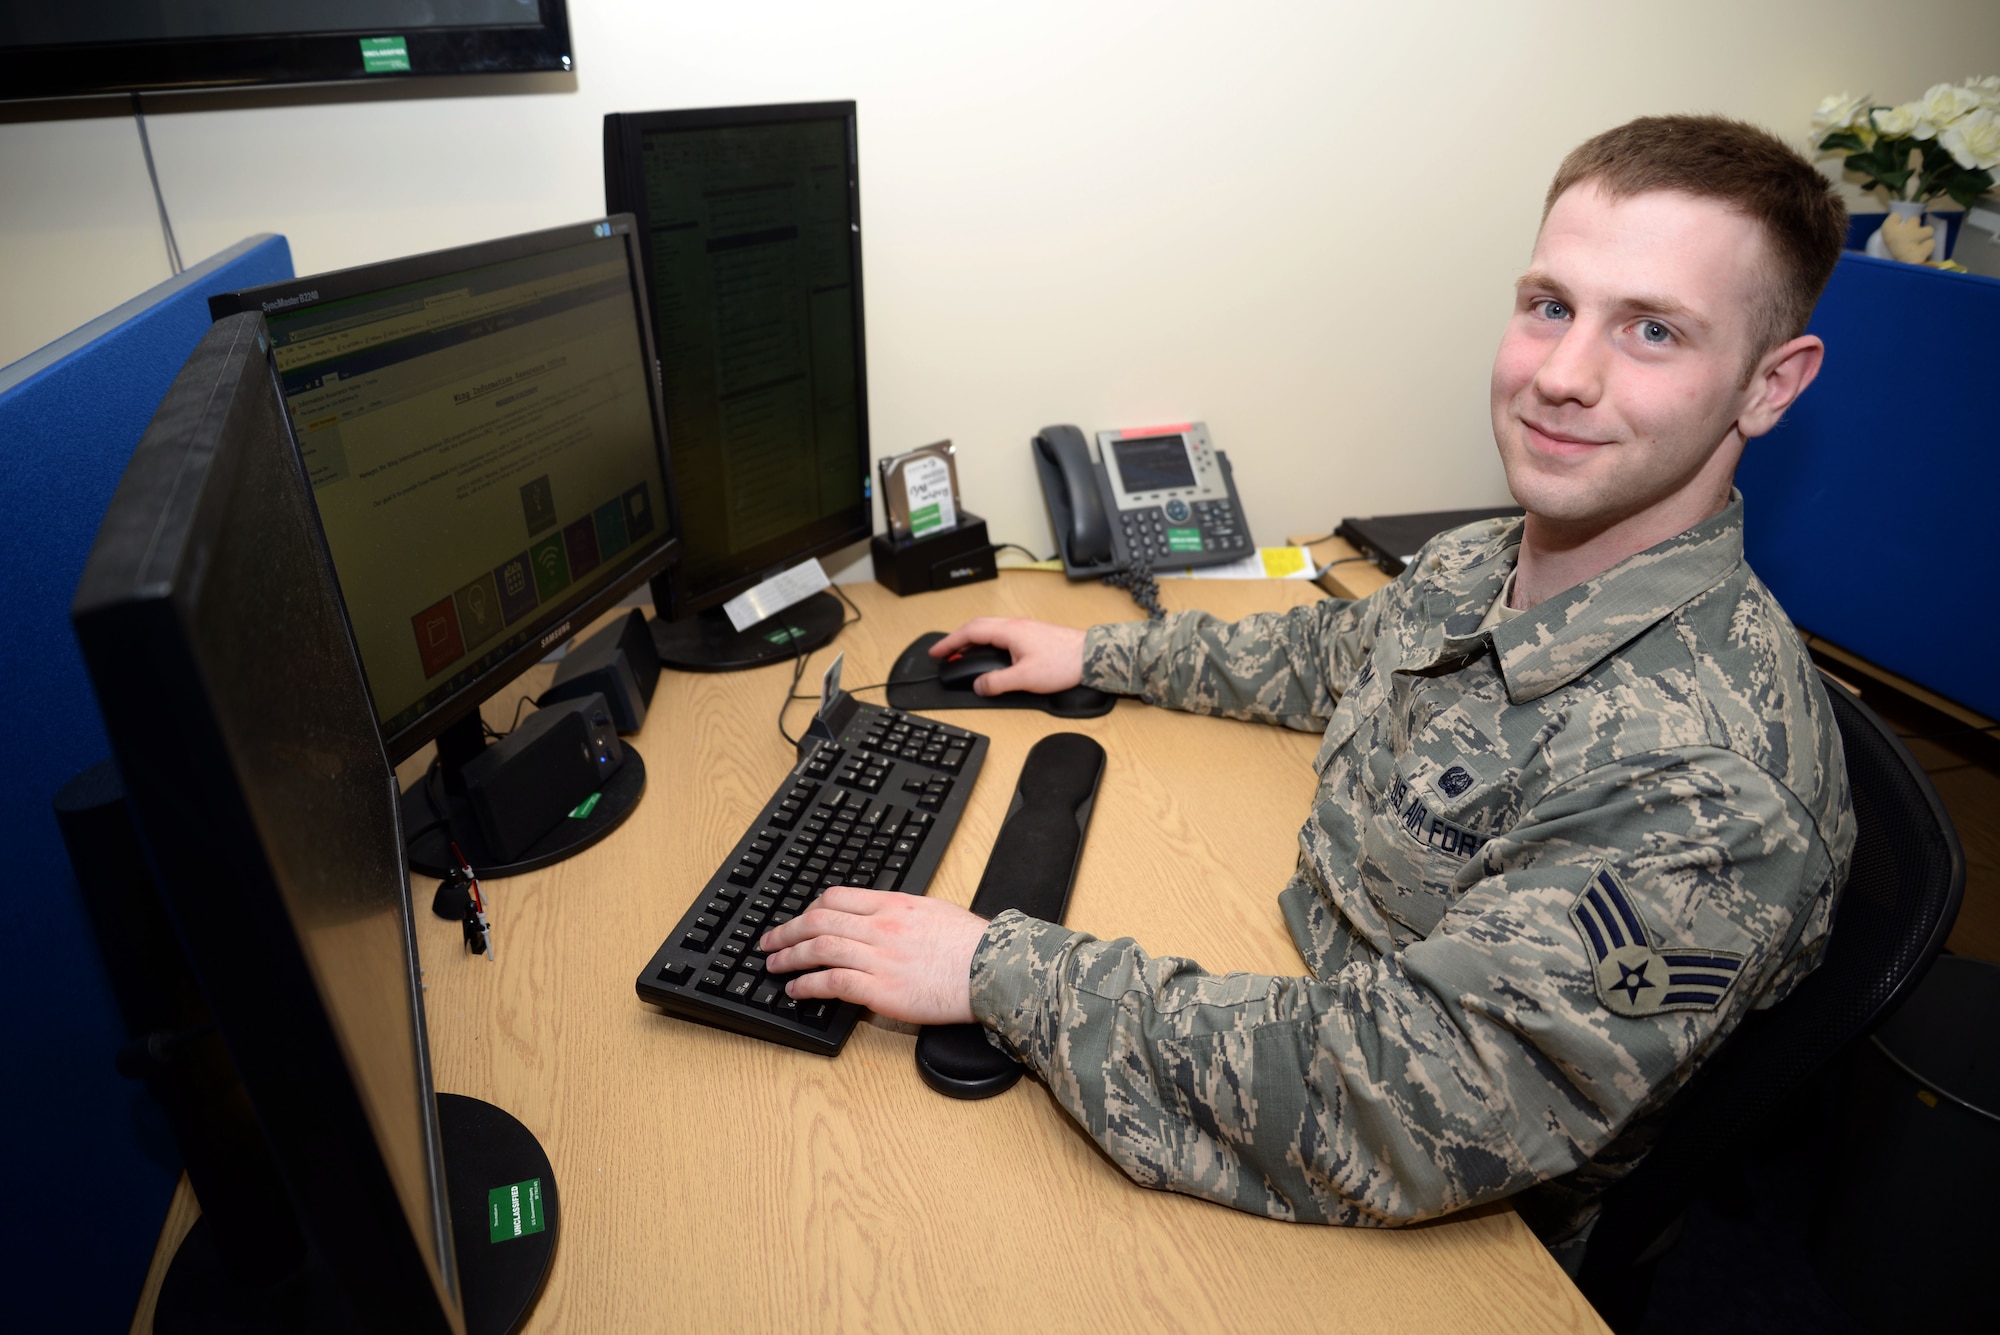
[760,886,984,1025]
[930,618,1086,697]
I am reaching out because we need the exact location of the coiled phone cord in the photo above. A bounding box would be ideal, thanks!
[1103,560,1167,621]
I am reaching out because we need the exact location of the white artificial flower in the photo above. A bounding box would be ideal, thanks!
[1810,91,1871,138]
[1941,106,2000,171]
[1872,103,1919,137]
[1915,82,1984,138]
[1968,75,2000,109]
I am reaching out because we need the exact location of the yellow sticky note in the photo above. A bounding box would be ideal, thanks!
[1259,546,1308,579]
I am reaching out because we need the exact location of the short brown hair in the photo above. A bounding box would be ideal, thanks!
[1544,115,1847,364]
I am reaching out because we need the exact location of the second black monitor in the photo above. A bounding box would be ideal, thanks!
[605,101,872,670]
[210,219,680,875]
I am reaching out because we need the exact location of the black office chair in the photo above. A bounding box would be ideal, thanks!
[1573,670,1966,1331]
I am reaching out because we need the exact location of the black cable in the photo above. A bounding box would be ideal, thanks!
[1102,559,1167,621]
[848,676,919,693]
[1313,554,1375,579]
[405,766,454,847]
[399,759,454,848]
[775,585,867,744]
[993,542,1055,564]
[1293,527,1340,547]
[789,676,923,700]
[130,93,182,276]
[506,694,537,734]
[830,582,863,627]
[776,621,813,746]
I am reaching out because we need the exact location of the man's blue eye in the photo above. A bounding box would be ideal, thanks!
[1639,320,1671,344]
[1539,299,1570,320]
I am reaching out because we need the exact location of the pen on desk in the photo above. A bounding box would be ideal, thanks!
[451,841,494,961]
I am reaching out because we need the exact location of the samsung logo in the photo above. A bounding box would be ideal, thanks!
[540,621,573,651]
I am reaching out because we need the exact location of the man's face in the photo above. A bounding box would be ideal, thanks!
[1490,184,1773,537]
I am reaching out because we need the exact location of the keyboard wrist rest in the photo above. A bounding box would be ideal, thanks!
[916,732,1106,1099]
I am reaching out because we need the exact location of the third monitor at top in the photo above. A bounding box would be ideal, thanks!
[605,101,873,671]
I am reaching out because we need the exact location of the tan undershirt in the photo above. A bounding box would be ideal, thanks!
[1479,568,1524,630]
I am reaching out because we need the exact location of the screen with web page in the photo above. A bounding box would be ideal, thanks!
[263,236,669,739]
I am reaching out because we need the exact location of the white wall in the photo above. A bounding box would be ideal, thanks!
[4,0,1996,559]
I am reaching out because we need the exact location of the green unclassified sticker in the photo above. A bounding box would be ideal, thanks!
[568,791,602,819]
[488,1178,546,1243]
[359,36,411,73]
[764,625,806,645]
[909,502,942,536]
[1166,527,1203,553]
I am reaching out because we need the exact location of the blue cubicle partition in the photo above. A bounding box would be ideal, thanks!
[1737,252,1999,720]
[0,234,293,1329]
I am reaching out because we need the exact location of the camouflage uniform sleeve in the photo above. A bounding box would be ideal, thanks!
[1080,594,1383,732]
[967,746,1838,1226]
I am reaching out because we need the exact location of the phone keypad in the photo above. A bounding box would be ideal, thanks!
[1118,503,1250,564]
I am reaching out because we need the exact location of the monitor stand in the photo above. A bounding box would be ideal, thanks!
[153,1094,558,1335]
[401,712,646,880]
[651,589,844,672]
[58,764,558,1334]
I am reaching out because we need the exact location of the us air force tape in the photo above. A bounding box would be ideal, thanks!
[1569,866,1745,1018]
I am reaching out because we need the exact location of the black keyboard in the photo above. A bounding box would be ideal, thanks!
[636,698,988,1055]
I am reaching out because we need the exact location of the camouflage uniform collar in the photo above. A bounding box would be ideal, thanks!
[1422,493,1746,704]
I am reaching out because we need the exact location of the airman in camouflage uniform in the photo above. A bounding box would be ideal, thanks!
[967,494,1854,1266]
[759,112,1855,1268]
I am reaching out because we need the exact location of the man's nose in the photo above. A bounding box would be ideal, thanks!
[1532,318,1604,408]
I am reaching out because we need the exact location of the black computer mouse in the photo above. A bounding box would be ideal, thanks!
[937,644,1013,692]
[887,632,1114,719]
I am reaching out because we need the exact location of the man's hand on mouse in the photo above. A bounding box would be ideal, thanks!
[759,887,985,1025]
[929,617,1086,697]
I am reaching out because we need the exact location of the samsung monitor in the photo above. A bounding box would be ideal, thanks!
[71,312,555,1334]
[0,1,573,101]
[209,218,680,876]
[604,101,873,671]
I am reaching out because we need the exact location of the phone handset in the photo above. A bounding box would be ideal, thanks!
[1032,425,1116,575]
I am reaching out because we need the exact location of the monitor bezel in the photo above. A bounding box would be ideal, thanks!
[0,1,573,102]
[70,313,460,1329]
[208,216,682,764]
[602,100,874,620]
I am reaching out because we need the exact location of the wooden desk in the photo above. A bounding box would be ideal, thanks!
[136,572,1602,1334]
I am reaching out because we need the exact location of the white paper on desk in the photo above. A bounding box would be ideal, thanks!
[1175,547,1317,580]
[722,557,830,632]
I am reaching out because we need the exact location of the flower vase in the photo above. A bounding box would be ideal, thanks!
[1866,199,1942,263]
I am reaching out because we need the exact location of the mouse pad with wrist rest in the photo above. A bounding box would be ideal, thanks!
[886,632,1116,719]
[916,731,1106,1099]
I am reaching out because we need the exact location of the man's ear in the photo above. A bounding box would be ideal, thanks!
[1738,334,1824,439]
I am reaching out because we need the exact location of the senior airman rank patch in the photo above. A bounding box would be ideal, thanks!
[1569,867,1745,1018]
